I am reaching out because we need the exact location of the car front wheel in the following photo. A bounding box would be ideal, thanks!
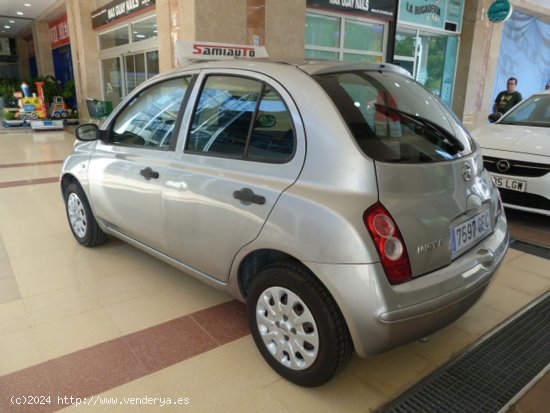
[247,261,353,387]
[64,182,107,247]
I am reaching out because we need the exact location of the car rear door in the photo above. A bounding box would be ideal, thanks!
[161,70,306,281]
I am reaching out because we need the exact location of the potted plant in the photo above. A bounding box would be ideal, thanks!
[65,109,79,125]
[0,79,19,111]
[2,109,23,127]
[62,80,77,110]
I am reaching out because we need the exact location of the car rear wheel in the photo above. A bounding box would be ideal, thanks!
[247,261,353,387]
[64,182,107,247]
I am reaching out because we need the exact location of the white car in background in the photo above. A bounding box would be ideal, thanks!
[472,92,550,216]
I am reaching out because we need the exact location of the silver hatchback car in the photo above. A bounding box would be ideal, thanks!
[61,60,508,386]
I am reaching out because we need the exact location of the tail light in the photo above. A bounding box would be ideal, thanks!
[364,203,412,284]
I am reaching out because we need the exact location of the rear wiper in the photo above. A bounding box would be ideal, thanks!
[374,104,465,152]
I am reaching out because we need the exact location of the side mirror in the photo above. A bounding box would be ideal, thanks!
[256,114,277,128]
[75,123,100,141]
[488,112,502,123]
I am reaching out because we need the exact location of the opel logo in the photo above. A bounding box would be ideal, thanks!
[462,162,472,181]
[496,159,511,173]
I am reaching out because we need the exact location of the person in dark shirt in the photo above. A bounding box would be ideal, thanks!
[493,77,522,114]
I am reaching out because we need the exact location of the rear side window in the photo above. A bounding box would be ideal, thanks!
[111,77,190,149]
[186,75,295,162]
[314,71,474,163]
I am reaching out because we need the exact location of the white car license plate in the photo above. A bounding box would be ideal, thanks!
[451,209,492,257]
[493,175,526,192]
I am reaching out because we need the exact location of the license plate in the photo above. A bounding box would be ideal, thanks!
[451,209,492,257]
[44,121,53,126]
[493,175,526,192]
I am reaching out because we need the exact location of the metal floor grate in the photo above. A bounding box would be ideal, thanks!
[510,239,550,259]
[378,292,550,413]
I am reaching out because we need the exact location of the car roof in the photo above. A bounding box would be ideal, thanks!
[168,58,412,78]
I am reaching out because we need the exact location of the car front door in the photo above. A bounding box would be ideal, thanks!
[162,71,306,281]
[88,75,193,251]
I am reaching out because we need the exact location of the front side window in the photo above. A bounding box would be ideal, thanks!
[111,77,191,149]
[314,70,474,163]
[186,75,295,162]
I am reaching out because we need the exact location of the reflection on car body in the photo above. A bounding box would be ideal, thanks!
[61,59,508,387]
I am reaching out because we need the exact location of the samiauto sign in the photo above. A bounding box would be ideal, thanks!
[176,41,269,65]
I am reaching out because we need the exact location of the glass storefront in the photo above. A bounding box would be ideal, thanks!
[98,14,158,105]
[305,11,387,62]
[394,0,465,108]
[394,28,458,107]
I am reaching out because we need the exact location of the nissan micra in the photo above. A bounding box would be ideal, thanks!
[61,60,508,386]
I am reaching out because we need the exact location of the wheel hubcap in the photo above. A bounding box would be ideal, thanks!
[256,286,319,370]
[67,192,87,239]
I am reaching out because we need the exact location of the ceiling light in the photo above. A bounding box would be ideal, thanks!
[24,3,32,7]
[9,20,15,23]
[16,11,24,15]
[4,25,10,29]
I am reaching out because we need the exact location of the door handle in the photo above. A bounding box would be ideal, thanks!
[140,167,159,180]
[233,188,265,205]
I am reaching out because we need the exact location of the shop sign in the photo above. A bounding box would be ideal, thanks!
[176,41,269,65]
[399,0,465,33]
[306,0,395,21]
[487,0,513,23]
[49,15,70,49]
[92,0,156,29]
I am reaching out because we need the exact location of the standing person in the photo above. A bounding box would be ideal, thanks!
[493,77,522,114]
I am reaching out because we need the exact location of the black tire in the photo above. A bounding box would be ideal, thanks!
[247,261,353,387]
[63,182,107,247]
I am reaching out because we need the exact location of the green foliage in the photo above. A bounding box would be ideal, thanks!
[62,80,76,100]
[395,34,415,57]
[4,110,17,120]
[32,75,63,105]
[0,78,19,108]
[67,109,79,119]
[424,37,446,95]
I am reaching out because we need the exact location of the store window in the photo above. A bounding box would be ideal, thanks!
[99,26,129,50]
[305,11,386,62]
[98,14,158,104]
[131,16,157,42]
[394,29,459,107]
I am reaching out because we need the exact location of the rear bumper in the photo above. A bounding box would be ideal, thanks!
[305,214,509,357]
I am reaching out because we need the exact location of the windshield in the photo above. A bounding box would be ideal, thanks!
[313,70,475,163]
[499,94,550,127]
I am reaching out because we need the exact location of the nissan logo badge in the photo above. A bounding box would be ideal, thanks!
[496,159,511,173]
[462,162,472,181]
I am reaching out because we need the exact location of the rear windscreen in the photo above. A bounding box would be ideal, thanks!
[314,71,475,163]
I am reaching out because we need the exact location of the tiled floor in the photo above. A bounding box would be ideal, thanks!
[0,127,548,412]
